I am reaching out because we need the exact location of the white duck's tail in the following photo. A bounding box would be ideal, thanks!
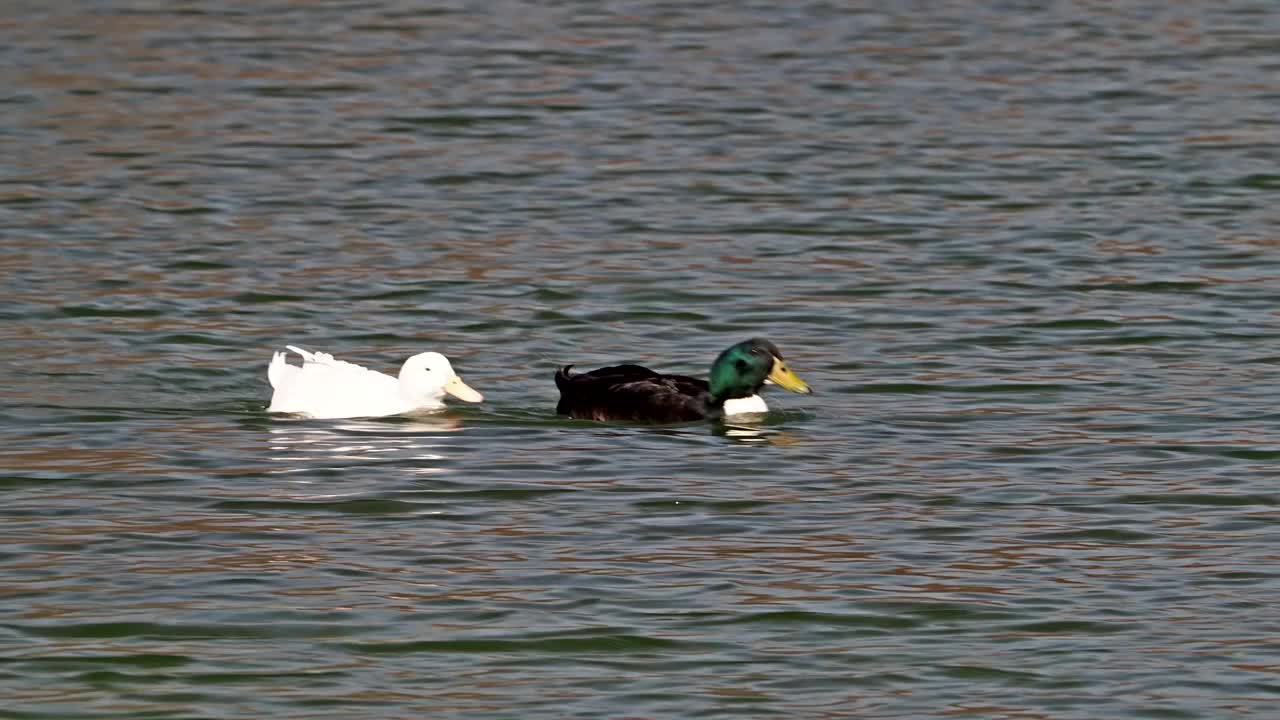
[267,350,295,389]
[286,345,340,368]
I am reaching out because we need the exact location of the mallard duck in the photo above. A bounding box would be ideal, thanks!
[554,338,811,423]
[267,345,483,419]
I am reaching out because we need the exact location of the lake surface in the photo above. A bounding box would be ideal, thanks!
[3,1,1280,718]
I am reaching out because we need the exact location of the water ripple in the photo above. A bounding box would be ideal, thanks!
[3,0,1280,718]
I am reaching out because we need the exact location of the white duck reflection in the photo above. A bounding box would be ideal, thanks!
[266,417,463,475]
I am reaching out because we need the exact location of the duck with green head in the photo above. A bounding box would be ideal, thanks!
[554,338,812,423]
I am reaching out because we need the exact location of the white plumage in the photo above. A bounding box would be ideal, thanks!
[267,346,482,420]
[722,394,768,416]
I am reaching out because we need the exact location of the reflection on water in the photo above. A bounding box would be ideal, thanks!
[720,423,769,442]
[266,417,464,474]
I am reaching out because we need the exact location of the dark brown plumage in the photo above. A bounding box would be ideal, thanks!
[554,364,713,423]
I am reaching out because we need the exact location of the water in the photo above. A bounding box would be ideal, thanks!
[3,1,1280,717]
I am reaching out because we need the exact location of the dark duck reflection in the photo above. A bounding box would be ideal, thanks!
[555,338,812,424]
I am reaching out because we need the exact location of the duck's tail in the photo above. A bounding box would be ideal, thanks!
[554,365,575,390]
[286,345,340,367]
[267,351,292,389]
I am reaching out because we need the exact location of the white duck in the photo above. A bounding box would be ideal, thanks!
[267,345,483,419]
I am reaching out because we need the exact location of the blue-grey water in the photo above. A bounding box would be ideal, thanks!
[3,1,1280,718]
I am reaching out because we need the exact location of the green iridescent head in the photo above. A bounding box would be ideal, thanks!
[707,338,812,401]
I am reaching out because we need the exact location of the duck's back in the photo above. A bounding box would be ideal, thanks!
[554,364,711,423]
[268,350,404,419]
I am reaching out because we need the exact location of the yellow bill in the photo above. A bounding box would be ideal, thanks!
[767,357,811,394]
[443,376,484,403]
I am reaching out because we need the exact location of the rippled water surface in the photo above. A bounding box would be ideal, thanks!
[4,1,1280,718]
